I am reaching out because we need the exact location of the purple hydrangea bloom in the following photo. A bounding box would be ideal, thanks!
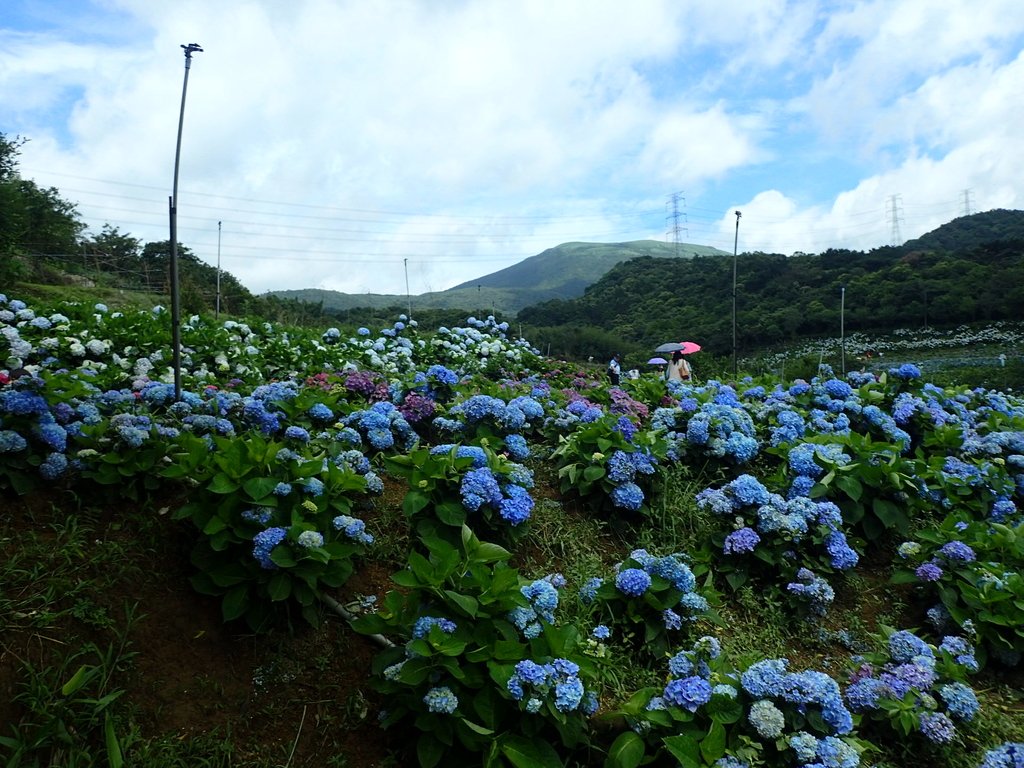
[723,527,760,554]
[916,562,944,582]
[937,540,976,563]
[919,711,956,743]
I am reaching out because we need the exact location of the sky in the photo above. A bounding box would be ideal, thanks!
[3,0,1023,298]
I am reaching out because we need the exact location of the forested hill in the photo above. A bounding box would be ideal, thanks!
[517,209,1024,355]
[903,208,1024,252]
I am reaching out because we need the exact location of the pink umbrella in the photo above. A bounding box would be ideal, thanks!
[654,341,703,354]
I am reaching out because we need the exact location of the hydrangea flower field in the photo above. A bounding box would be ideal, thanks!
[2,292,1023,768]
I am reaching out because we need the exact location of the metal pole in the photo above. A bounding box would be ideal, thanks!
[731,210,741,377]
[404,257,412,319]
[216,220,222,320]
[169,42,203,401]
[840,284,846,375]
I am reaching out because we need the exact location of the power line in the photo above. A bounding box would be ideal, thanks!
[24,168,663,222]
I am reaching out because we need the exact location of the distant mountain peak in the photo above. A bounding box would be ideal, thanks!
[267,238,730,316]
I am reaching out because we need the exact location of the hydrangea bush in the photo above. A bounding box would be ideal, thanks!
[351,526,598,768]
[894,512,1024,664]
[166,430,378,630]
[550,412,665,515]
[579,548,713,661]
[844,627,981,746]
[606,637,864,768]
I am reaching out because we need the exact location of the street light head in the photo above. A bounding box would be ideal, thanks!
[735,210,742,218]
[181,43,203,56]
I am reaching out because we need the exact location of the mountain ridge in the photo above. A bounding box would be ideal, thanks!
[266,239,728,316]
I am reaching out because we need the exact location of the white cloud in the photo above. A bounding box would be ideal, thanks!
[3,0,1022,297]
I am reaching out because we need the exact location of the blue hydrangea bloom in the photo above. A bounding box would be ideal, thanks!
[727,474,770,506]
[580,577,603,603]
[413,616,457,637]
[461,467,503,512]
[741,659,788,698]
[615,568,652,597]
[500,484,534,525]
[939,682,979,721]
[610,481,644,511]
[978,743,1024,768]
[662,676,712,712]
[332,514,374,544]
[423,686,458,714]
[252,527,288,569]
[748,699,785,738]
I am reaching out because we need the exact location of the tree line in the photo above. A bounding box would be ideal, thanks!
[1,133,331,326]
[518,214,1024,361]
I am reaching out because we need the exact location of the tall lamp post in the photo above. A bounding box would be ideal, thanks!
[404,257,412,320]
[731,210,742,377]
[215,220,222,320]
[169,42,203,400]
[840,284,846,375]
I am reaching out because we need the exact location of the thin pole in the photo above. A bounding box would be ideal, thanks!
[731,210,742,377]
[169,42,202,401]
[216,220,222,319]
[840,284,846,375]
[404,258,412,319]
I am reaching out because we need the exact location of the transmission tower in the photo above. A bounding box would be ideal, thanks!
[665,192,686,256]
[961,188,974,217]
[887,194,904,246]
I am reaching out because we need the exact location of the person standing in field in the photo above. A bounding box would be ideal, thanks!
[608,353,621,385]
[666,350,691,382]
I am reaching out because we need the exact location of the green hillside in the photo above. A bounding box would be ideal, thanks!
[267,239,727,316]
[449,239,728,292]
[518,210,1024,359]
[903,208,1024,252]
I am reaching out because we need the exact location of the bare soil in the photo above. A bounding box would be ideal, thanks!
[1,488,403,767]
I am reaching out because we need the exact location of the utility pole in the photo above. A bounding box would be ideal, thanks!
[666,192,685,257]
[169,42,203,401]
[731,211,742,377]
[886,194,903,246]
[215,220,222,320]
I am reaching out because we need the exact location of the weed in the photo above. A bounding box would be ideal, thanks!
[116,727,243,768]
[635,472,719,557]
[0,621,139,767]
[716,584,793,662]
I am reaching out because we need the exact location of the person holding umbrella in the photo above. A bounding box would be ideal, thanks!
[656,341,700,382]
[666,350,691,382]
